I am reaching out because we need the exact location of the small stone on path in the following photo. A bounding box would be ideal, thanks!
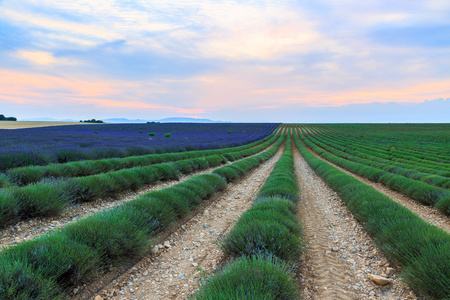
[385,267,395,275]
[368,274,392,285]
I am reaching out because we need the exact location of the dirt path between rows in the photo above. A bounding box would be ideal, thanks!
[0,142,276,250]
[294,146,420,300]
[300,136,450,234]
[89,145,284,300]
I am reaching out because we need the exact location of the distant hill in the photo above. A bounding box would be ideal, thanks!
[103,117,226,123]
[156,117,227,123]
[103,118,148,123]
[20,117,227,123]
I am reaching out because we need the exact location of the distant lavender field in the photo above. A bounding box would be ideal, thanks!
[0,123,279,171]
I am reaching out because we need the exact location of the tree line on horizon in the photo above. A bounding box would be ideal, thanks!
[0,114,17,121]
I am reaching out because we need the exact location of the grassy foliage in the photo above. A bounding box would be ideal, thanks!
[62,208,151,261]
[402,246,450,299]
[11,181,70,218]
[221,217,302,261]
[0,232,101,286]
[436,195,450,215]
[0,173,11,188]
[123,196,176,233]
[0,190,19,228]
[294,128,450,299]
[191,255,299,300]
[0,260,62,300]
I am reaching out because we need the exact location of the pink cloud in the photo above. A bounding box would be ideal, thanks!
[70,97,171,110]
[16,50,78,66]
[251,106,281,109]
[0,69,117,99]
[284,80,450,107]
[176,108,209,114]
[0,69,207,115]
[252,89,288,94]
[0,94,41,104]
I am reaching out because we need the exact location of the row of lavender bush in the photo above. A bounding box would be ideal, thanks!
[0,131,285,299]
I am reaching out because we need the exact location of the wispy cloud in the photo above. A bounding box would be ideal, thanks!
[251,106,281,110]
[16,50,78,66]
[0,0,449,121]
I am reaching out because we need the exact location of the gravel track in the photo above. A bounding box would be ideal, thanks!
[294,143,420,300]
[88,145,285,300]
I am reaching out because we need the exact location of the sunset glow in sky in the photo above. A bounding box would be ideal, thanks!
[1,0,450,122]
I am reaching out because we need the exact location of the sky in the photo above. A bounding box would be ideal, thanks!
[1,0,450,122]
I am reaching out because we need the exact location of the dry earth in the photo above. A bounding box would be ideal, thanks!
[0,121,95,129]
[85,146,284,300]
[294,143,421,300]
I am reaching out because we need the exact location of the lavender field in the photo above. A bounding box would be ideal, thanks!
[0,123,279,171]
